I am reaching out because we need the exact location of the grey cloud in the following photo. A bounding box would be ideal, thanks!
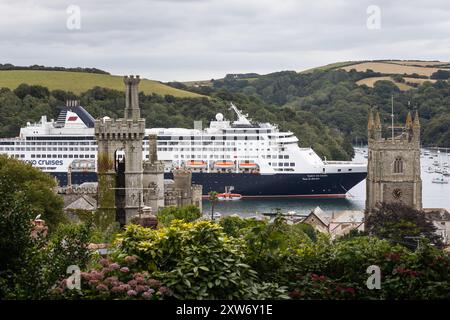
[0,0,449,81]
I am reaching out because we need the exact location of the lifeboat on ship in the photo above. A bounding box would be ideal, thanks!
[217,193,242,201]
[214,161,235,169]
[239,161,258,169]
[186,160,207,169]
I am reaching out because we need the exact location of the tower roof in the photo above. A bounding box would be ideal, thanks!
[405,112,413,128]
[367,110,374,130]
[413,111,420,127]
[374,111,381,129]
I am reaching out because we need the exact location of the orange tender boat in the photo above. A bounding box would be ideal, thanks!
[217,193,242,200]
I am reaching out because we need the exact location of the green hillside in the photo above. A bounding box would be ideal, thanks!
[0,70,203,98]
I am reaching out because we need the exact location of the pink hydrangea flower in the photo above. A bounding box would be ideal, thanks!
[111,286,123,293]
[96,284,108,291]
[110,263,120,270]
[135,285,146,293]
[127,280,138,287]
[91,271,104,280]
[81,272,92,281]
[105,276,119,286]
[100,258,110,267]
[124,255,137,265]
[134,276,145,284]
[120,267,130,273]
[142,291,153,300]
[158,286,171,296]
[88,279,99,286]
[127,290,137,297]
[147,279,162,288]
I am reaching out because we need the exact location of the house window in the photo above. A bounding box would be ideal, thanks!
[394,157,403,173]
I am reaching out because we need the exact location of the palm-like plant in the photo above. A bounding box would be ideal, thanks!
[208,191,218,221]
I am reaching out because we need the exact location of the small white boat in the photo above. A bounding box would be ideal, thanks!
[432,176,449,184]
[426,167,435,173]
[204,212,222,220]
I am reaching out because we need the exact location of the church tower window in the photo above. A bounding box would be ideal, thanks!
[393,157,403,174]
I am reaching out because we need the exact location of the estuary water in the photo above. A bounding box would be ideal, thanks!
[202,148,450,216]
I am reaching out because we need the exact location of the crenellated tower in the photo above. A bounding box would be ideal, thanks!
[95,75,146,226]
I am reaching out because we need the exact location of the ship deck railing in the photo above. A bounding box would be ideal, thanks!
[324,161,366,165]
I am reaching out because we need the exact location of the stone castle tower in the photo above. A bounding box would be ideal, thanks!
[95,75,146,226]
[366,109,422,212]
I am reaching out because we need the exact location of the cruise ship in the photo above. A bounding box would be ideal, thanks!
[0,102,367,197]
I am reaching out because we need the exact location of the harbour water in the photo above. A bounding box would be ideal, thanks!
[202,148,450,216]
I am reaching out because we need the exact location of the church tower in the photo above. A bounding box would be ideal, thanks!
[366,109,422,212]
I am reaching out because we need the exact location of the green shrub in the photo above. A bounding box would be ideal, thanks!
[114,220,286,299]
[156,205,201,227]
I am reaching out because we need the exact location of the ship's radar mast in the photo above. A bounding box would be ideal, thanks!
[229,102,251,125]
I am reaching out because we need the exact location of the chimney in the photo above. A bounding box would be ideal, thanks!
[123,75,141,120]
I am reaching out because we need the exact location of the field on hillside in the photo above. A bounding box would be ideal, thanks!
[356,75,438,91]
[0,70,203,97]
[386,60,450,67]
[356,76,412,90]
[341,61,449,77]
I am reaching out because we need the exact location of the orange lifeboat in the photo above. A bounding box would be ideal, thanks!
[214,161,235,168]
[239,161,258,169]
[186,160,207,168]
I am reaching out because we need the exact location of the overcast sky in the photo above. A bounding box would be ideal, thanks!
[1,0,449,81]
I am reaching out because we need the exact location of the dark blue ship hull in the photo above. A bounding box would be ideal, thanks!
[52,171,366,198]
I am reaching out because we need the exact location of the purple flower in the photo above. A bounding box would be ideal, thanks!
[120,267,130,273]
[127,290,137,297]
[110,263,120,270]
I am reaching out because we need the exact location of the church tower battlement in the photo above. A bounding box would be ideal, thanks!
[366,109,422,212]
